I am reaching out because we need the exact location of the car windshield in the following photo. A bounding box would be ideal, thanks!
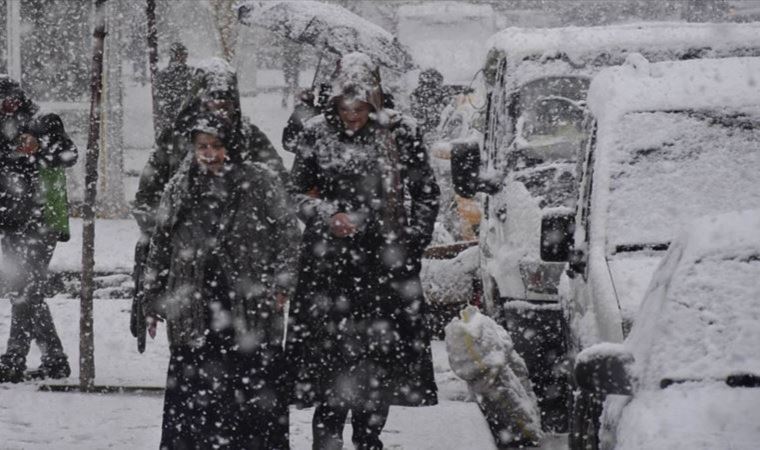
[639,254,760,385]
[511,77,590,166]
[606,109,760,252]
[512,163,577,209]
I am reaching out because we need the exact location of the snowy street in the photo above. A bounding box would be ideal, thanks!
[3,0,760,449]
[0,297,564,449]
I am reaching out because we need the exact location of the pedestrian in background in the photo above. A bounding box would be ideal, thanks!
[410,68,447,138]
[154,42,196,138]
[0,76,77,383]
[289,52,440,450]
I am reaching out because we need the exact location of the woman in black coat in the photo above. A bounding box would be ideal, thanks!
[289,53,440,450]
[142,114,300,449]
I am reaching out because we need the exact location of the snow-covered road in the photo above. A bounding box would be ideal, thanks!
[0,298,567,449]
[0,298,493,449]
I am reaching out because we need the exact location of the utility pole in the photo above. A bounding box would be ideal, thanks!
[81,0,108,392]
[6,0,21,81]
[146,0,159,134]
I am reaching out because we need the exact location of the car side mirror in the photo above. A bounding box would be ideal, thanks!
[450,141,501,199]
[566,248,586,279]
[575,343,634,396]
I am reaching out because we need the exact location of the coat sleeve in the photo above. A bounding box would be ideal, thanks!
[288,126,337,225]
[133,132,176,235]
[246,122,290,188]
[258,169,301,296]
[31,114,78,168]
[398,121,440,254]
[140,184,177,319]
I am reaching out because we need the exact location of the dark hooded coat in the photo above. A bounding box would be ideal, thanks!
[141,116,300,447]
[133,58,288,235]
[289,55,441,408]
[141,156,299,349]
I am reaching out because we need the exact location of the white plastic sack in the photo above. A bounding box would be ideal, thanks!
[445,305,543,445]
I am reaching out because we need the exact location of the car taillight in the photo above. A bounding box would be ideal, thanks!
[518,261,565,295]
[541,214,575,262]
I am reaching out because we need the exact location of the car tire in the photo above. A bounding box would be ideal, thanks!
[569,387,602,450]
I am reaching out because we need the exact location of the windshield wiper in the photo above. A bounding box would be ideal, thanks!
[615,243,670,254]
[726,373,760,388]
[661,373,760,389]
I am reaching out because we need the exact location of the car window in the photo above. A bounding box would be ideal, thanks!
[513,164,577,209]
[606,109,760,253]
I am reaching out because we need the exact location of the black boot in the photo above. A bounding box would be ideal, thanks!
[0,359,24,383]
[26,358,71,380]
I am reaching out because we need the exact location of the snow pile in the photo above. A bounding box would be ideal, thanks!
[421,245,478,305]
[626,209,760,388]
[444,305,543,445]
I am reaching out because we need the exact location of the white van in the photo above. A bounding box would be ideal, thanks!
[564,56,760,449]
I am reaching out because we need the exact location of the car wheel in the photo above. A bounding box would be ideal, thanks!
[569,388,602,450]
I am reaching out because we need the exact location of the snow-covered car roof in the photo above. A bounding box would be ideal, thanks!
[486,22,760,90]
[487,21,760,64]
[588,56,760,119]
[626,209,760,388]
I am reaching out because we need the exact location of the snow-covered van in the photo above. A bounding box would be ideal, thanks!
[450,21,760,432]
[564,56,760,448]
[573,209,760,450]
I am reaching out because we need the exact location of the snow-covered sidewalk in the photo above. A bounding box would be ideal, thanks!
[0,298,498,449]
[0,217,567,448]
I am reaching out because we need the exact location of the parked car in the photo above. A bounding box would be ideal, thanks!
[574,208,760,450]
[563,56,760,449]
[452,21,760,432]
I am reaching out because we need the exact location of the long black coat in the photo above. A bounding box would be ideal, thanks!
[289,110,440,407]
[142,156,300,348]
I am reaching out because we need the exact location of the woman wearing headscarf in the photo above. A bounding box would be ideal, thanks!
[131,57,290,352]
[141,113,299,449]
[290,53,440,450]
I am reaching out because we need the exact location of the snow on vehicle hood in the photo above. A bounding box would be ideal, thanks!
[626,209,760,388]
[613,382,760,450]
